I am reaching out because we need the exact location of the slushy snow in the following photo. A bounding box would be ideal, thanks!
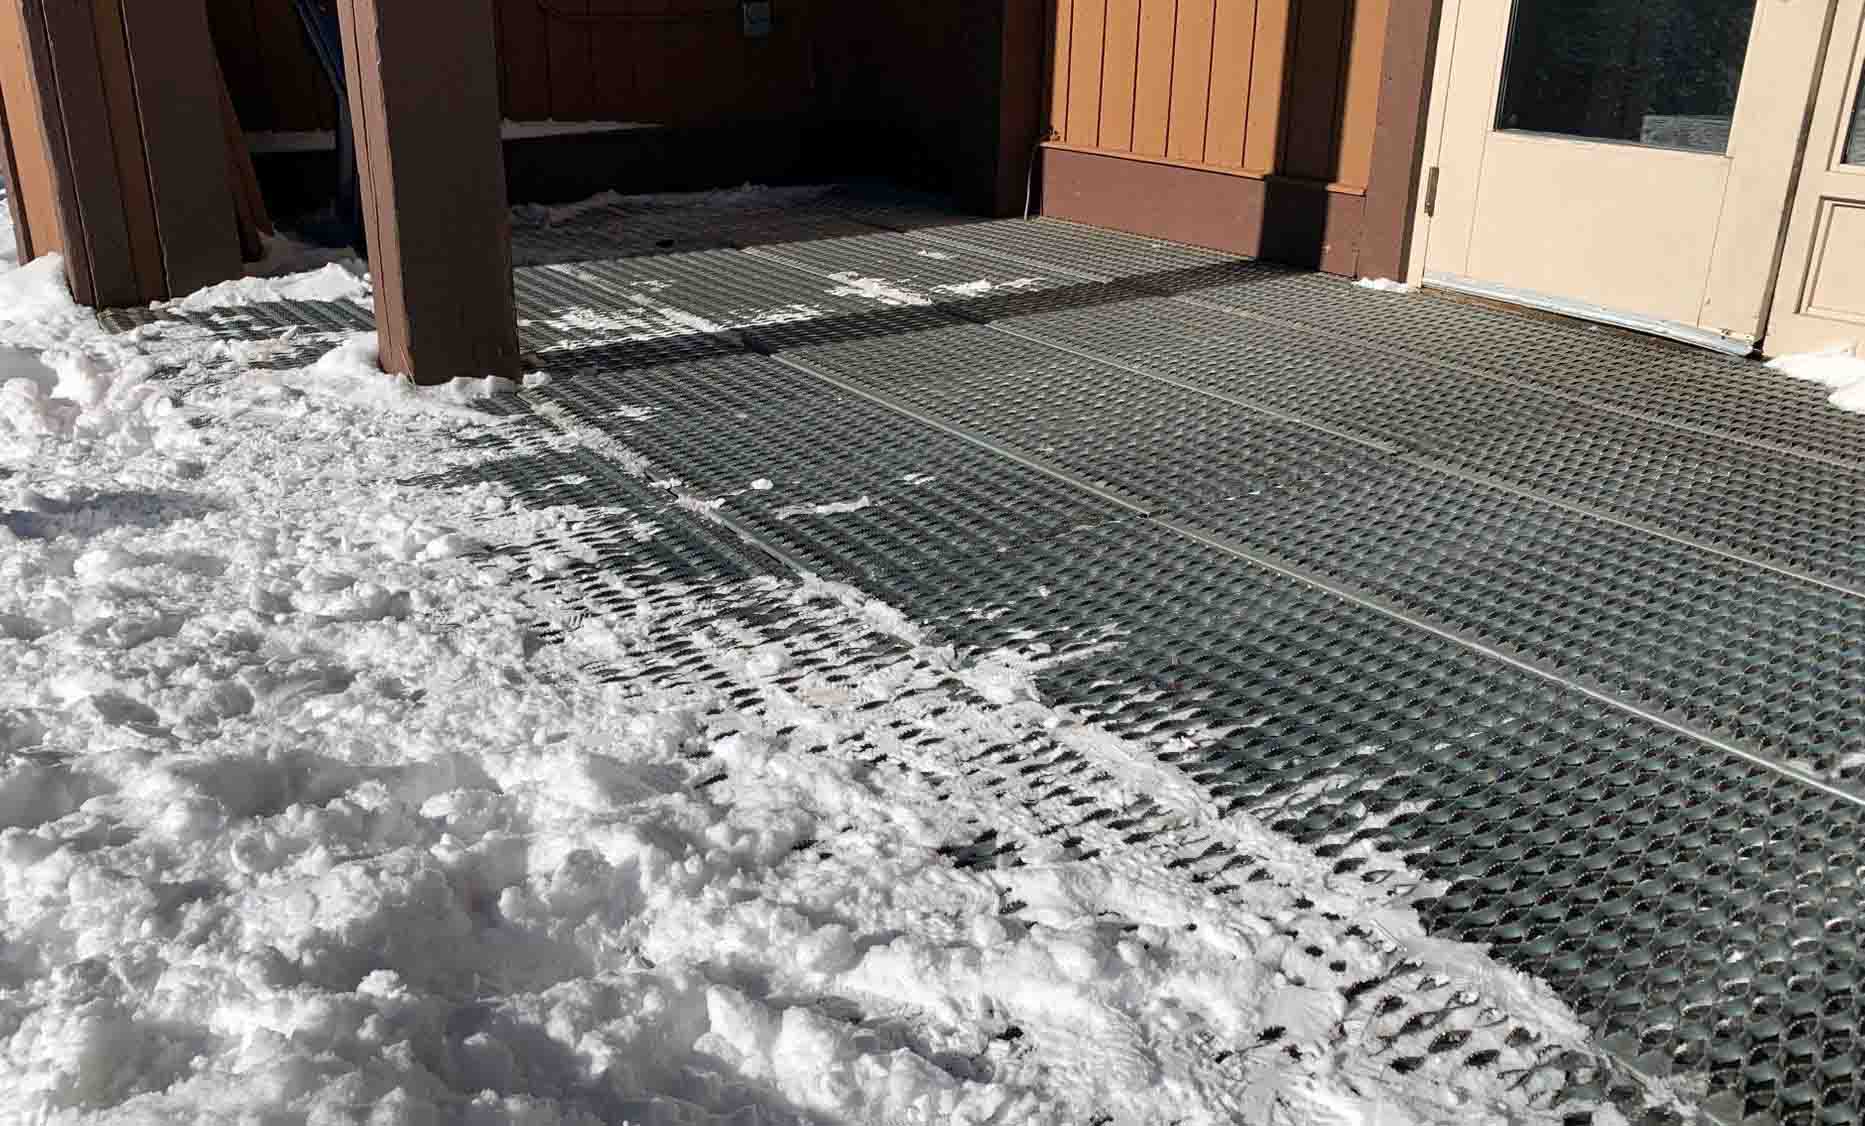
[0,195,1676,1124]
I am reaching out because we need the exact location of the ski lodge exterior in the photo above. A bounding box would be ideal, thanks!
[0,1,1859,380]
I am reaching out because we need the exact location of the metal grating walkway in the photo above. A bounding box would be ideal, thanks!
[116,189,1865,1126]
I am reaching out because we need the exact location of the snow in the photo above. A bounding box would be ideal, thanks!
[0,200,1679,1125]
[169,262,370,315]
[1768,345,1865,414]
[1354,278,1413,294]
[932,279,1044,298]
[513,185,835,230]
[775,496,874,520]
[824,273,933,308]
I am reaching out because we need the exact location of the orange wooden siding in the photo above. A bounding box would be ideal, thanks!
[1045,0,1387,190]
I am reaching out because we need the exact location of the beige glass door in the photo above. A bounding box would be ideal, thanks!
[1768,0,1865,356]
[1422,0,1835,351]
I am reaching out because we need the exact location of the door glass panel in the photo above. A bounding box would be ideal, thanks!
[1846,70,1865,165]
[1496,0,1759,153]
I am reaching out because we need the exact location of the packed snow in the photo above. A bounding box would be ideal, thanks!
[773,496,875,521]
[1768,346,1865,414]
[0,195,1679,1124]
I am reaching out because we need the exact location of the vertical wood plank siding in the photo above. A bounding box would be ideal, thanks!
[1048,0,1386,188]
[1042,0,1435,278]
[1098,0,1140,151]
[1131,0,1173,157]
[208,0,817,132]
[1200,0,1253,166]
[1240,0,1292,173]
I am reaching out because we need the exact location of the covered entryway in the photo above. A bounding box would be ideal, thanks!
[1419,0,1833,353]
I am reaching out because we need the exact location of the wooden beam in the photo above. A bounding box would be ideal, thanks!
[30,0,142,305]
[1358,0,1443,282]
[120,0,243,293]
[215,50,274,263]
[0,84,32,260]
[993,0,1046,217]
[90,0,165,299]
[335,0,519,384]
[0,0,64,261]
[0,0,244,305]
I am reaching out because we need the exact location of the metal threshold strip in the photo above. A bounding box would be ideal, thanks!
[1423,271,1758,358]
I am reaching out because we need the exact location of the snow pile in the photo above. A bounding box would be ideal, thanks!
[932,279,1044,298]
[824,272,933,308]
[169,261,370,315]
[513,185,835,229]
[0,208,1674,1125]
[1768,346,1865,414]
[1354,278,1413,294]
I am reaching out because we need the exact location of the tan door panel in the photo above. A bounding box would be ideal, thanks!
[1466,136,1730,326]
[1424,0,1836,348]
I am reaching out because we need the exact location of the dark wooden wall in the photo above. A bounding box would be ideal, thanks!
[813,0,1019,210]
[209,0,337,132]
[209,0,817,132]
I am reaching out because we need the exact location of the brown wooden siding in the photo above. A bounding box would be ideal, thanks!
[212,0,816,133]
[1039,0,1434,278]
[1044,0,1387,190]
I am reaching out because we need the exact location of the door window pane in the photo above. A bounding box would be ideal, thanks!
[1496,0,1759,153]
[1846,72,1865,165]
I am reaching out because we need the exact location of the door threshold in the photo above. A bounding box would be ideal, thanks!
[1423,272,1757,357]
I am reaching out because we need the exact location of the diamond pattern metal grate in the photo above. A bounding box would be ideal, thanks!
[108,190,1865,1125]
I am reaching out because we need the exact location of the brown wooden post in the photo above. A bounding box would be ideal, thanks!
[120,0,245,294]
[335,0,520,385]
[0,91,31,261]
[1359,0,1445,283]
[991,0,1046,218]
[0,0,241,305]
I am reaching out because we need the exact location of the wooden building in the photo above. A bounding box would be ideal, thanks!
[0,0,1441,382]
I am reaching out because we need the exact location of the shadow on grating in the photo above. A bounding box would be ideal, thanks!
[111,191,1865,1125]
[488,197,1865,1126]
[518,337,1865,1126]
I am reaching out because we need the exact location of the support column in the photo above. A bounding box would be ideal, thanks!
[990,0,1046,218]
[335,0,520,385]
[0,0,241,305]
[1359,0,1445,284]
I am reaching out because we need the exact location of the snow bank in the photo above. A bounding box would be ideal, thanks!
[169,261,370,314]
[0,203,1673,1126]
[1768,346,1865,414]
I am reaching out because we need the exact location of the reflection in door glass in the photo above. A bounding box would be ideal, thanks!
[1847,72,1865,164]
[1496,0,1758,153]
